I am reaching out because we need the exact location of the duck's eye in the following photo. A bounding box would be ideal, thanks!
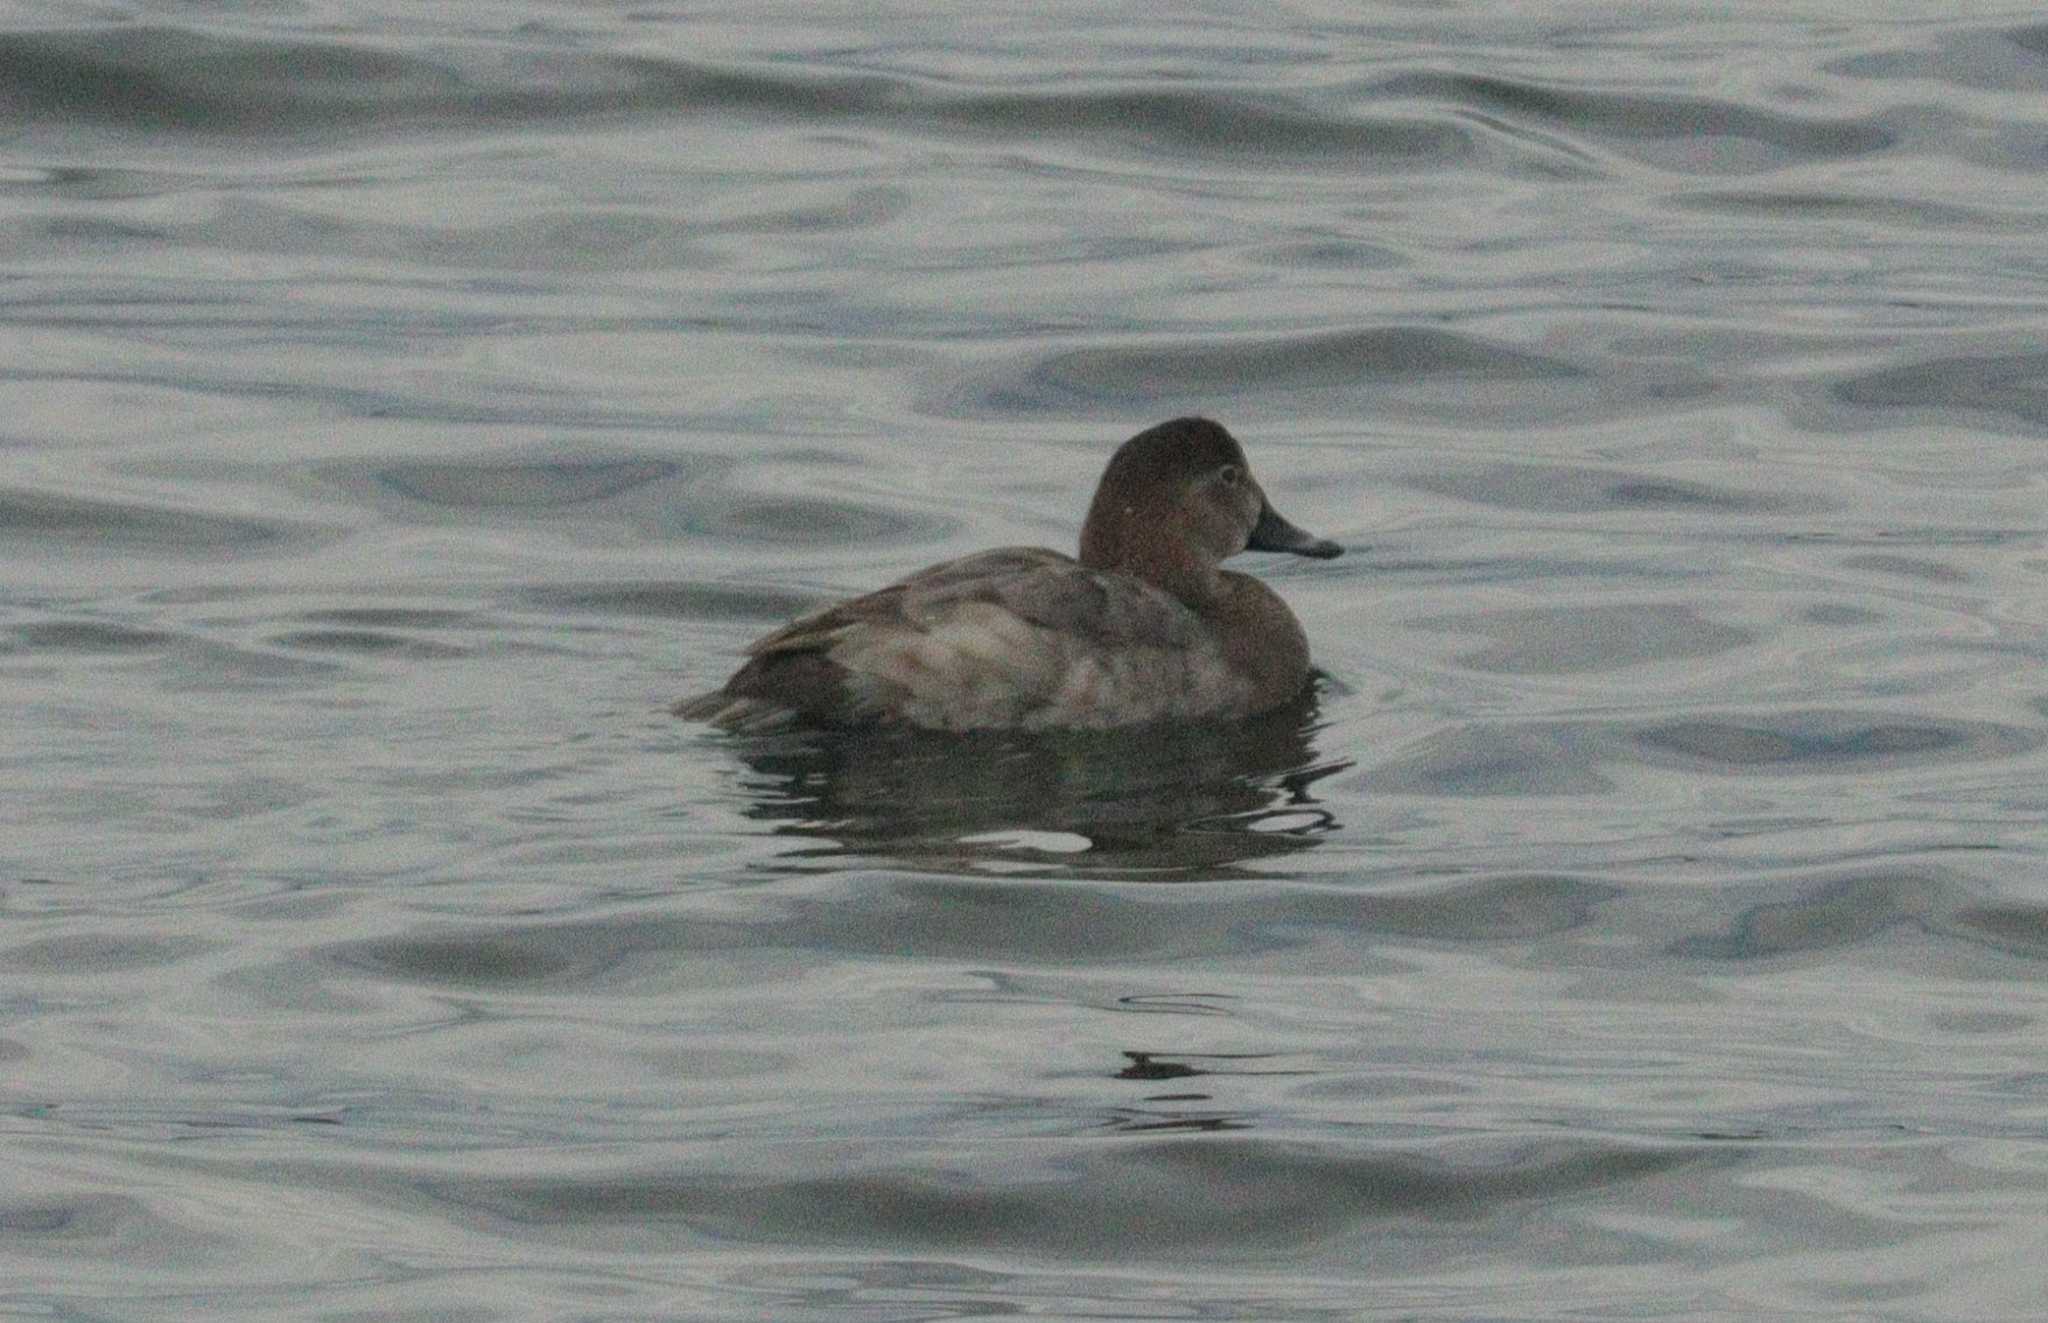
[1216,464,1242,487]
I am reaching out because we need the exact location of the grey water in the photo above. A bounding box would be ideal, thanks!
[4,2,2048,1318]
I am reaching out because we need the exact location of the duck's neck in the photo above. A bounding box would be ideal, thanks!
[1079,516,1220,605]
[1089,532,1212,606]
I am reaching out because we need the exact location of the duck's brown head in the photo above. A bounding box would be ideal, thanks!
[1078,417,1340,601]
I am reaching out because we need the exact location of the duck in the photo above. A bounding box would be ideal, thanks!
[676,417,1341,732]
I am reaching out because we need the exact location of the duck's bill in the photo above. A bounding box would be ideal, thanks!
[1248,503,1343,559]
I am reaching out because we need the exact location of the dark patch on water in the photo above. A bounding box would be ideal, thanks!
[1829,23,2048,93]
[0,487,316,554]
[954,87,1469,164]
[1839,554,1968,584]
[296,608,478,629]
[691,496,928,547]
[324,928,637,988]
[426,1136,1717,1256]
[1671,871,1948,960]
[1367,724,1615,798]
[371,458,684,510]
[1414,603,1753,674]
[2,934,211,972]
[1672,189,2020,232]
[957,327,1579,417]
[270,629,469,659]
[521,582,821,622]
[1373,72,1893,173]
[335,452,951,549]
[1370,711,2039,798]
[12,621,178,652]
[1952,904,2048,957]
[1833,351,2048,433]
[1404,463,1805,515]
[312,871,1605,984]
[0,26,1475,167]
[1340,873,1616,941]
[1252,239,1404,270]
[1634,714,2027,771]
[1804,603,1886,626]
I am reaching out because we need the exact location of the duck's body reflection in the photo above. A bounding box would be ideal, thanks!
[720,690,1347,879]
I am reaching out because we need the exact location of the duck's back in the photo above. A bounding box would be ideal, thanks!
[678,547,1256,731]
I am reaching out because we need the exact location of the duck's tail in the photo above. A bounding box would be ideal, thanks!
[671,689,806,733]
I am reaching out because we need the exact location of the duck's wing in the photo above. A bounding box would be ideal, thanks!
[684,548,1219,730]
[752,547,1200,656]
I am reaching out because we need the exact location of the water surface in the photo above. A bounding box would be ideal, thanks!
[5,4,2048,1319]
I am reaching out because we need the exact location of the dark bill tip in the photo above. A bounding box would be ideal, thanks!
[1248,503,1343,559]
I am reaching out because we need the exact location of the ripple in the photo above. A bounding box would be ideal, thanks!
[1415,604,1754,675]
[1633,713,2034,773]
[1370,709,2039,798]
[1374,71,1893,173]
[190,200,718,273]
[333,452,950,550]
[0,487,316,555]
[2,934,211,973]
[0,27,692,136]
[1673,189,2025,233]
[1839,554,1968,584]
[1830,23,2048,93]
[818,871,1610,959]
[1405,463,1805,515]
[11,621,177,653]
[428,1136,1714,1256]
[1252,239,1404,271]
[957,328,1579,416]
[0,163,174,200]
[324,930,621,989]
[1670,871,1948,960]
[0,1194,142,1241]
[0,27,429,133]
[370,458,685,511]
[950,87,1468,164]
[690,496,930,547]
[1366,725,1616,798]
[702,185,908,237]
[1804,603,1885,626]
[313,868,1605,983]
[521,582,820,622]
[1833,351,2048,433]
[165,641,347,687]
[297,608,478,629]
[1340,873,1616,941]
[1954,902,2048,957]
[269,629,469,659]
[0,26,1473,166]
